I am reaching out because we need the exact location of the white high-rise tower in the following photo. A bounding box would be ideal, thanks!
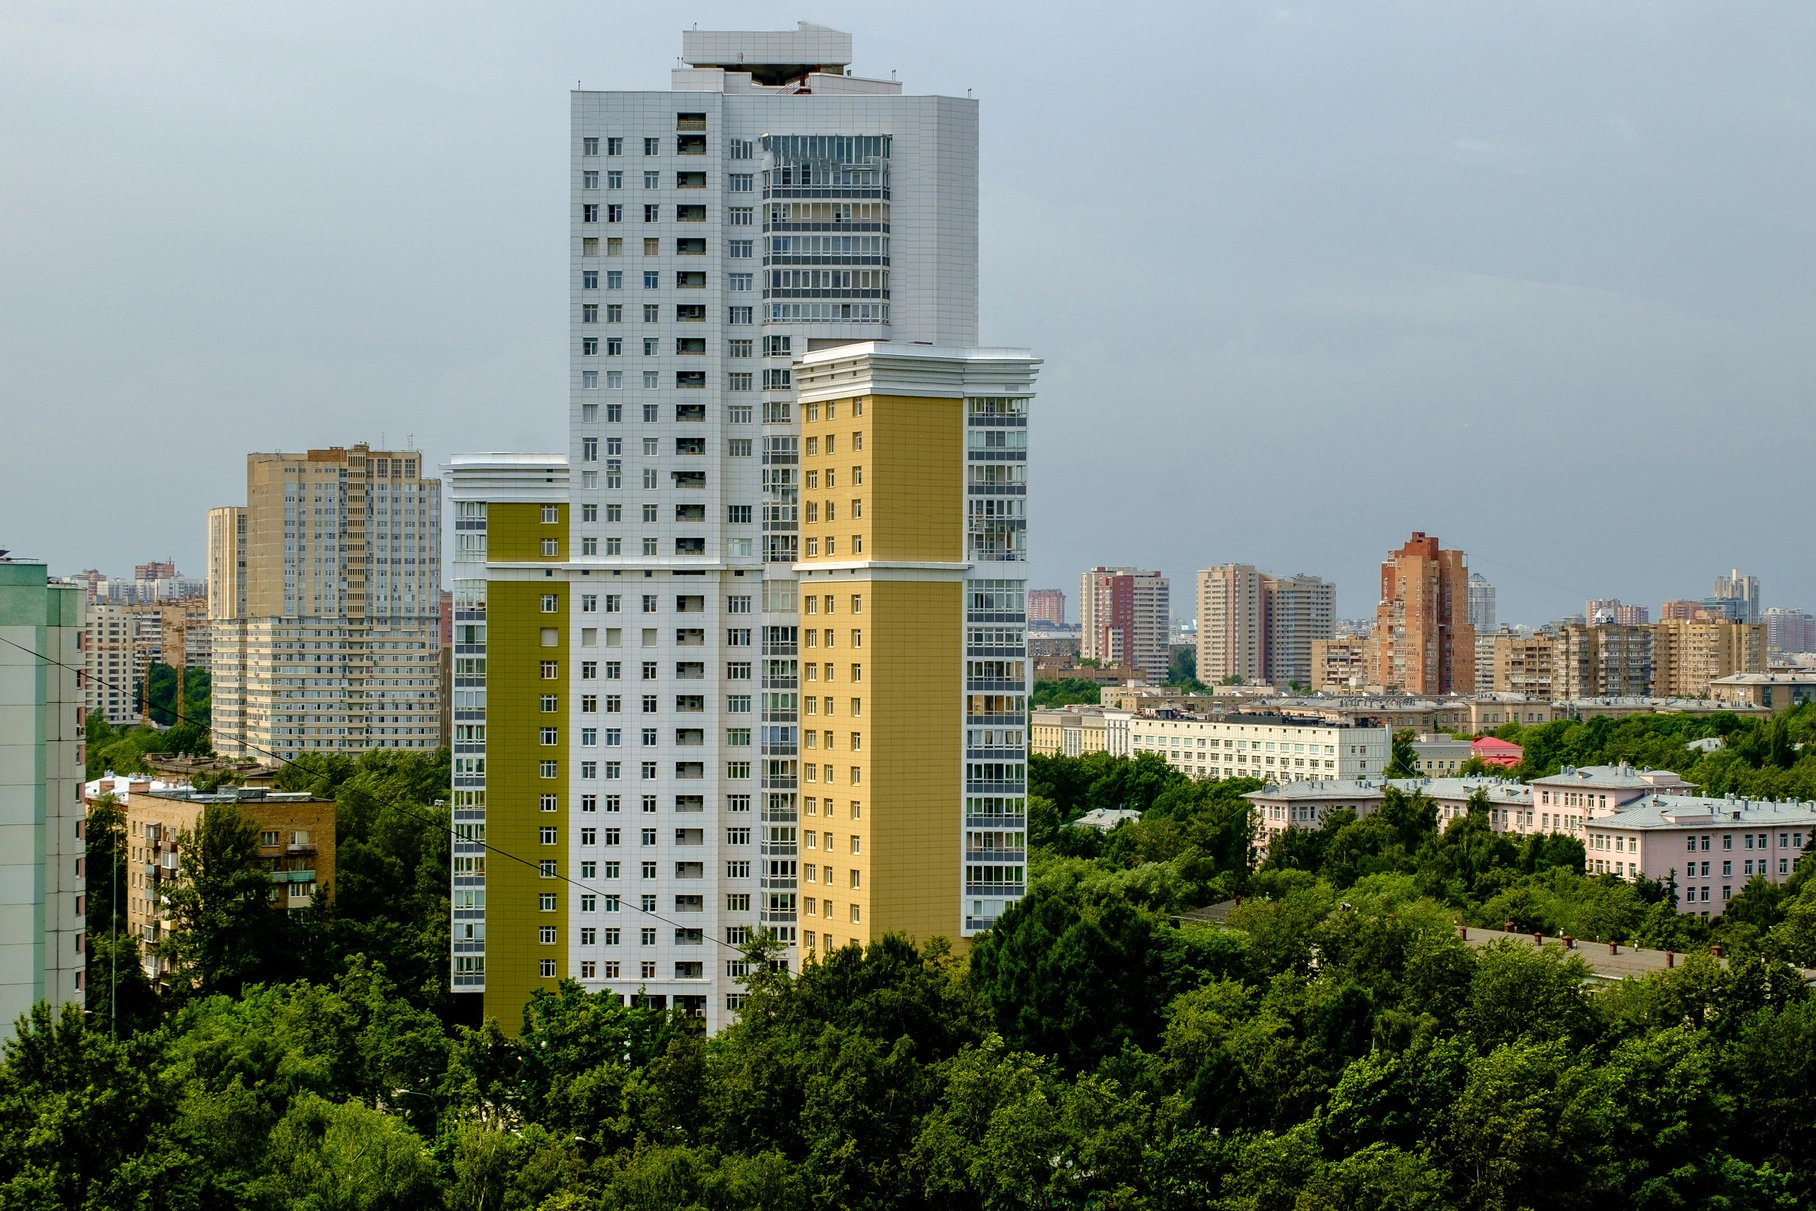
[448,26,1036,1032]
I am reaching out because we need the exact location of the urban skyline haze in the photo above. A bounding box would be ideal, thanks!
[3,2,1812,623]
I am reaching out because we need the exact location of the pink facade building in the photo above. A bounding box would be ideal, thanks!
[1027,589,1066,627]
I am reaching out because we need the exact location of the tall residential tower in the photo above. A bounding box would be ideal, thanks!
[447,25,1036,1032]
[208,446,442,762]
[0,558,85,1025]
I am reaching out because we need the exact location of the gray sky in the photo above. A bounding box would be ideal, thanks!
[3,2,1811,626]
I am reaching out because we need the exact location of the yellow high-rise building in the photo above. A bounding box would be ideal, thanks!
[445,24,1037,1033]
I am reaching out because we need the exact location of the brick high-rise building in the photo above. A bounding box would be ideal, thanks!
[1660,599,1701,622]
[1080,567,1169,681]
[1371,532,1474,694]
[1026,589,1065,627]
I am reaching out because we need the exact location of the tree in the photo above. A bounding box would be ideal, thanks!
[1386,729,1420,778]
[1030,677,1105,709]
[81,795,159,1035]
[160,803,296,999]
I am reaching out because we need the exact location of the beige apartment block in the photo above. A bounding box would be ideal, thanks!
[1650,619,1766,698]
[207,506,247,622]
[1555,623,1653,700]
[1489,630,1555,698]
[1311,636,1370,692]
[209,446,441,763]
[124,789,335,984]
[1198,564,1267,684]
[84,603,138,725]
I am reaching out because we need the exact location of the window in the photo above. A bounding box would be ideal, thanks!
[728,240,753,258]
[541,661,559,679]
[584,137,599,156]
[539,960,556,978]
[607,171,622,189]
[643,204,659,222]
[644,137,660,155]
[729,173,753,192]
[583,171,599,189]
[644,170,660,190]
[729,205,753,225]
[607,204,622,222]
[582,304,598,323]
[583,204,599,223]
[728,273,752,291]
[607,137,623,156]
[728,372,753,391]
[729,306,753,325]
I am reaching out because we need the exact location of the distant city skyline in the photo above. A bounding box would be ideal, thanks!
[5,6,1813,626]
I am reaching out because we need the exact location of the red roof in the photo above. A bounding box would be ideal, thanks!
[1473,736,1523,767]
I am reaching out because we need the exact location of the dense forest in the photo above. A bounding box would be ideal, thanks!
[7,713,1816,1208]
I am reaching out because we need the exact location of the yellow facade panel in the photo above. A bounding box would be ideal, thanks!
[865,577,963,949]
[483,579,567,1029]
[489,502,567,563]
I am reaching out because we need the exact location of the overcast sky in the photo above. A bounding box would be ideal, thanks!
[3,2,1811,626]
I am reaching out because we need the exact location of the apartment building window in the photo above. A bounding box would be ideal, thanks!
[728,273,752,291]
[583,205,599,223]
[729,206,753,225]
[606,272,623,291]
[582,304,598,323]
[643,204,659,222]
[644,170,660,189]
[728,240,753,258]
[584,137,599,156]
[729,306,753,325]
[729,173,753,192]
[607,137,623,156]
[643,137,660,155]
[539,960,556,977]
[607,205,622,222]
[607,171,622,189]
[583,171,599,189]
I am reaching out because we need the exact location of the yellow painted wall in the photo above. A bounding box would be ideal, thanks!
[799,395,961,565]
[862,577,963,950]
[483,579,566,1030]
[489,503,566,562]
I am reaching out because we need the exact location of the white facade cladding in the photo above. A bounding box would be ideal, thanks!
[455,27,982,1028]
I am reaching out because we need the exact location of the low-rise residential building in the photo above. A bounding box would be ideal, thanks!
[1473,737,1523,768]
[1075,808,1140,832]
[1709,672,1816,715]
[1264,696,1472,733]
[1559,696,1772,723]
[1247,779,1393,849]
[1034,659,1142,685]
[1410,735,1473,776]
[1529,764,1695,834]
[123,788,337,984]
[1030,706,1131,758]
[1583,795,1814,916]
[1099,685,1213,715]
[1466,694,1560,732]
[1128,713,1390,783]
